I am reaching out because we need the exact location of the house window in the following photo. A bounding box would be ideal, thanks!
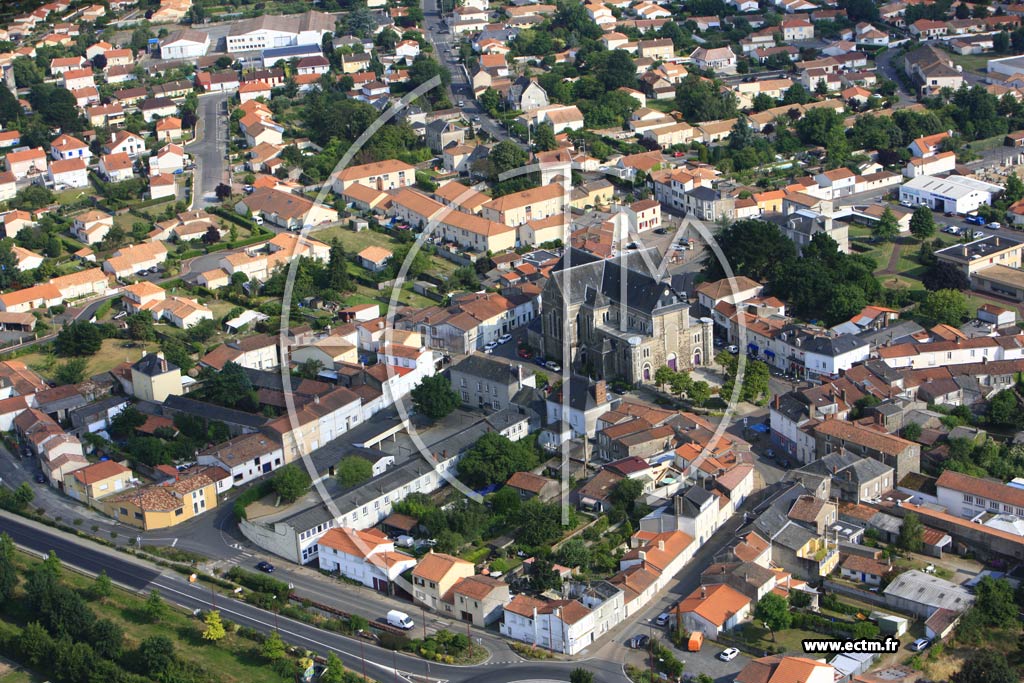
[963,494,973,504]
[135,512,144,520]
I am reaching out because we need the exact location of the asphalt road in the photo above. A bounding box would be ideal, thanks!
[0,513,631,683]
[419,0,519,145]
[189,91,232,209]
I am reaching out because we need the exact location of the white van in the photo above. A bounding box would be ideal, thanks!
[387,610,414,630]
[252,215,264,225]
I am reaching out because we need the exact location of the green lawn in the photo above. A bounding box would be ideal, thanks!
[0,669,38,683]
[947,51,990,75]
[18,338,161,380]
[645,99,678,113]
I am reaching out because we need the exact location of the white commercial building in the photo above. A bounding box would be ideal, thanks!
[159,29,211,60]
[226,11,335,53]
[898,175,1003,215]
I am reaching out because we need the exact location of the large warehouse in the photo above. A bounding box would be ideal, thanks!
[898,175,1003,215]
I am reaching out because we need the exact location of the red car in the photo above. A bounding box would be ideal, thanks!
[517,347,532,360]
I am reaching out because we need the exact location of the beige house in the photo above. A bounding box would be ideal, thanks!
[333,159,415,193]
[130,352,184,403]
[447,575,510,626]
[65,460,133,506]
[481,184,566,227]
[412,551,475,610]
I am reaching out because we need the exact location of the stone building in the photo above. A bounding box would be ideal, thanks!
[541,249,713,384]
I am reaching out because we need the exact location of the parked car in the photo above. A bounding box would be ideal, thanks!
[545,361,562,372]
[900,200,913,208]
[497,333,512,345]
[653,227,667,234]
[727,345,739,354]
[987,222,1002,229]
[517,347,532,360]
[255,561,274,573]
[34,474,46,484]
[628,634,650,649]
[655,612,670,626]
[387,610,414,630]
[719,648,740,661]
[909,639,930,652]
[483,341,497,353]
[965,215,986,225]
[973,231,985,239]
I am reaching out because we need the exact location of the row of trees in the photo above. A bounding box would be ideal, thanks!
[652,366,712,406]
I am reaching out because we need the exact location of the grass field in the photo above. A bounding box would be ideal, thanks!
[4,551,297,683]
[947,51,990,75]
[18,338,161,380]
[0,670,37,683]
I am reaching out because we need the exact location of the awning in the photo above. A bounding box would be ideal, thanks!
[747,343,759,353]
[765,349,776,359]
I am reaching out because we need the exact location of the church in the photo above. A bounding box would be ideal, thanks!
[541,248,713,384]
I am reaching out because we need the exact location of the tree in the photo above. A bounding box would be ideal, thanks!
[754,593,791,641]
[327,239,352,293]
[321,652,349,683]
[570,669,595,683]
[126,312,155,341]
[12,57,43,87]
[203,361,254,408]
[89,619,124,659]
[1005,172,1024,204]
[144,589,167,622]
[951,651,1017,683]
[202,609,227,641]
[187,318,219,343]
[261,630,287,660]
[215,183,232,200]
[557,538,590,568]
[458,432,540,488]
[0,532,16,601]
[988,389,1022,428]
[909,206,936,241]
[920,289,969,326]
[110,406,147,438]
[653,366,675,391]
[922,261,970,291]
[902,421,922,442]
[137,635,175,674]
[994,30,1011,54]
[872,208,900,242]
[53,358,88,385]
[271,464,311,503]
[297,358,324,380]
[91,570,113,600]
[898,511,924,552]
[973,576,1018,627]
[532,123,557,152]
[336,456,373,488]
[55,322,103,356]
[18,621,53,667]
[688,380,712,407]
[411,374,460,420]
[529,558,563,592]
[701,219,798,282]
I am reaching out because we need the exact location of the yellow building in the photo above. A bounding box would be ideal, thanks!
[412,551,475,610]
[130,352,184,403]
[66,460,133,506]
[101,470,219,530]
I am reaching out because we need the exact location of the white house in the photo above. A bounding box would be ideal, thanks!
[674,583,752,639]
[99,152,134,182]
[198,431,285,490]
[50,134,91,162]
[49,158,89,189]
[316,527,418,591]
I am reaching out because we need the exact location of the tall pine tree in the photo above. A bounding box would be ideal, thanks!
[328,239,352,293]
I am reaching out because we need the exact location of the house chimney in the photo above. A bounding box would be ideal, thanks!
[700,586,706,599]
[594,380,607,404]
[840,388,847,403]
[658,540,665,551]
[775,394,781,409]
[314,394,320,405]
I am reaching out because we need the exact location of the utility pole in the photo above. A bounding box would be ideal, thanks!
[359,639,367,682]
[466,617,473,657]
[421,605,427,641]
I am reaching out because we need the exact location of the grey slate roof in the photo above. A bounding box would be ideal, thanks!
[549,247,687,315]
[450,354,528,386]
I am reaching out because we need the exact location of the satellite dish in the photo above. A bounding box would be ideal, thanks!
[628,336,641,346]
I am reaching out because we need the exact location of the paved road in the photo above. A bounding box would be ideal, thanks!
[0,513,629,683]
[189,91,232,209]
[419,0,520,146]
